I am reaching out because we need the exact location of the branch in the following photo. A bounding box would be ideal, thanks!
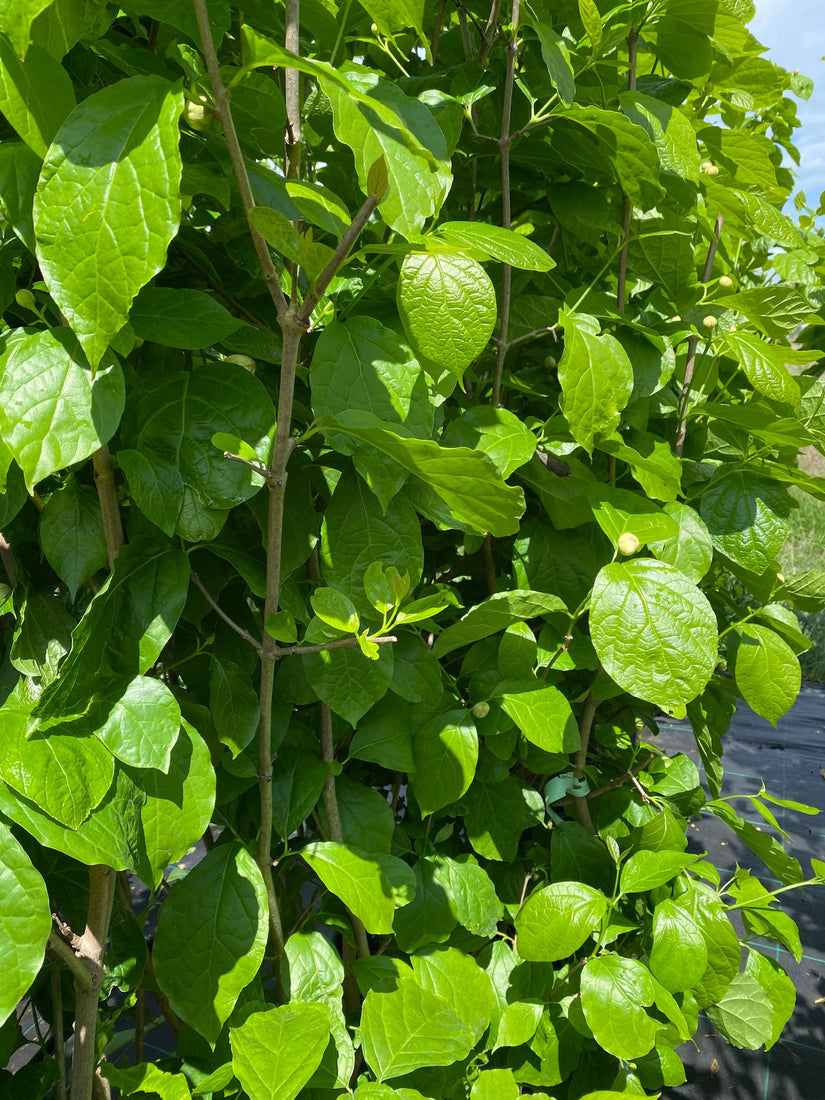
[616,26,638,313]
[70,866,116,1100]
[284,0,301,180]
[48,930,92,993]
[194,0,289,319]
[190,573,262,653]
[479,0,503,66]
[0,531,16,587]
[573,694,598,834]
[272,634,396,658]
[91,447,124,568]
[491,0,520,408]
[675,213,723,456]
[298,193,381,324]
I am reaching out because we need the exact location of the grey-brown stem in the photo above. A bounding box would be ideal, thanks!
[70,866,116,1100]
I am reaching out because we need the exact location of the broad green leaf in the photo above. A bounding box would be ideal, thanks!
[304,643,394,726]
[558,312,633,452]
[0,328,124,491]
[0,821,51,1027]
[777,569,825,612]
[321,65,451,239]
[285,179,349,236]
[495,678,579,753]
[0,763,144,870]
[248,205,301,263]
[311,587,360,634]
[271,743,327,839]
[619,91,701,182]
[578,0,603,51]
[34,75,184,367]
[35,540,189,721]
[744,950,796,1050]
[587,484,679,547]
[728,623,800,726]
[40,478,108,598]
[230,1002,330,1100]
[700,470,790,573]
[101,1063,191,1100]
[723,331,801,407]
[526,18,575,105]
[311,319,433,460]
[675,884,741,1008]
[282,930,344,1007]
[361,977,477,1080]
[430,853,503,938]
[119,363,274,540]
[471,1069,519,1100]
[0,709,114,828]
[397,252,496,380]
[95,675,181,772]
[0,33,74,156]
[596,432,683,503]
[301,841,415,934]
[131,720,216,889]
[10,590,74,683]
[128,287,242,350]
[349,695,416,772]
[410,708,478,815]
[515,882,607,961]
[434,590,566,657]
[320,468,423,615]
[621,851,699,893]
[649,501,713,582]
[153,844,269,1045]
[320,776,395,856]
[357,0,427,51]
[320,413,524,536]
[441,406,536,478]
[393,858,457,952]
[649,898,708,993]
[410,947,494,1045]
[705,972,773,1049]
[589,559,718,713]
[723,287,815,339]
[0,1,55,57]
[209,657,259,758]
[0,141,40,251]
[580,955,659,1060]
[433,222,554,271]
[463,777,539,862]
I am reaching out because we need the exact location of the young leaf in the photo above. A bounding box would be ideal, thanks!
[558,312,634,452]
[230,1003,331,1100]
[728,624,801,726]
[410,708,478,815]
[0,822,51,1027]
[301,841,415,934]
[311,587,361,634]
[580,956,659,1060]
[515,882,607,961]
[433,222,555,271]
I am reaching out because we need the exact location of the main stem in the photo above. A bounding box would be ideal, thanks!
[70,866,116,1100]
[616,26,638,313]
[573,695,598,834]
[491,0,519,408]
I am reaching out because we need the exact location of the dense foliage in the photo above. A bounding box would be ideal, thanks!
[0,1,824,1098]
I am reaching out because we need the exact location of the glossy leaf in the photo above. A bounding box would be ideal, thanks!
[0,328,124,490]
[361,977,477,1080]
[434,590,566,657]
[153,844,269,1044]
[650,898,708,993]
[129,287,242,350]
[34,75,184,367]
[705,972,773,1049]
[441,406,536,478]
[515,882,607,961]
[558,312,634,452]
[40,478,108,598]
[590,559,718,713]
[411,709,478,815]
[580,955,659,1060]
[397,252,496,379]
[301,841,415,934]
[95,675,181,772]
[229,1002,330,1100]
[648,501,713,583]
[0,33,74,156]
[433,222,554,271]
[495,678,579,753]
[728,623,801,726]
[0,821,51,1027]
[119,363,274,541]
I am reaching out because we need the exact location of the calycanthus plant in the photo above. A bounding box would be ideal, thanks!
[0,1,823,1098]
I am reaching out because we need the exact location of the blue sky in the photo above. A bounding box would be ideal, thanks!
[751,0,824,208]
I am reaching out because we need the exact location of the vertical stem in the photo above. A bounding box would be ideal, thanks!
[616,27,637,313]
[430,0,448,63]
[491,0,520,408]
[0,531,16,587]
[479,0,503,66]
[91,447,123,566]
[284,0,301,180]
[573,695,597,834]
[675,214,723,456]
[70,866,116,1100]
[51,964,67,1100]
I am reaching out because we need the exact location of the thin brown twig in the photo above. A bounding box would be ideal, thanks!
[573,694,598,834]
[190,573,262,652]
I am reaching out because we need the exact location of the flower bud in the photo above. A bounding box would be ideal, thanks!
[719,275,733,288]
[225,354,256,372]
[15,288,37,312]
[700,161,719,176]
[472,701,490,719]
[702,315,718,330]
[183,100,213,132]
[617,532,640,556]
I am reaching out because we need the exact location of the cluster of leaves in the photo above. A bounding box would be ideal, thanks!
[0,1,824,1098]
